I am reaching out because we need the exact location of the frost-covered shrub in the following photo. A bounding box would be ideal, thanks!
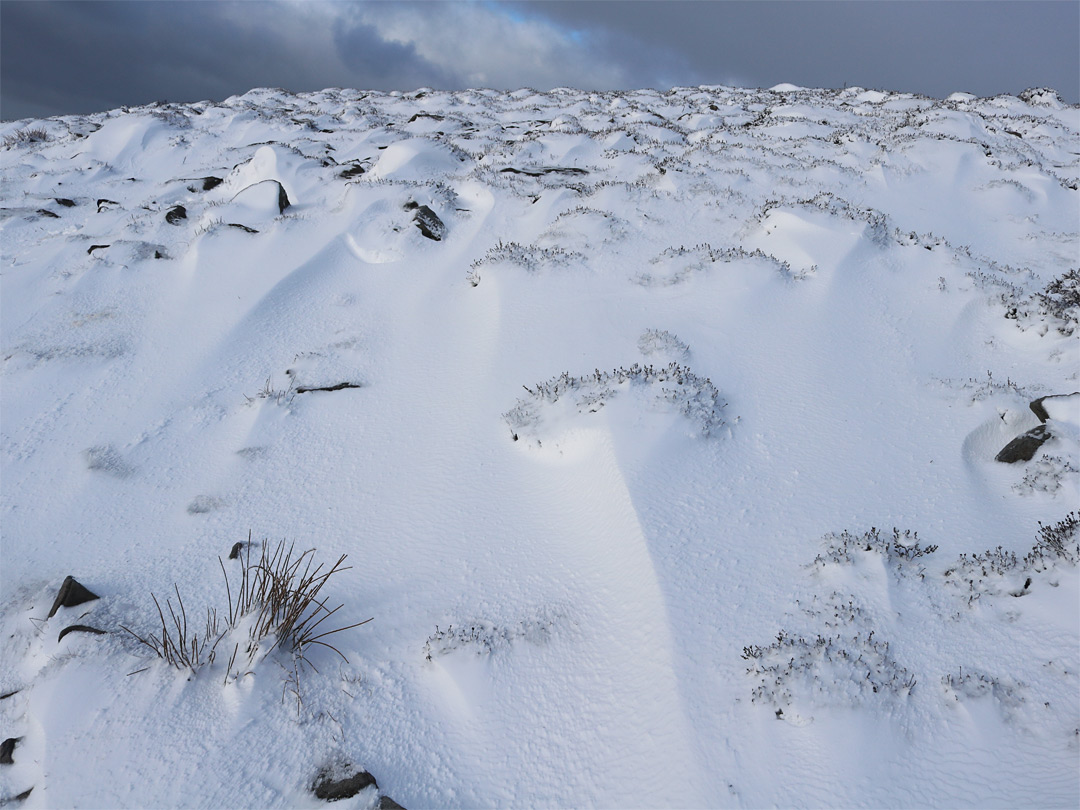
[423,614,556,661]
[504,362,726,443]
[742,625,917,711]
[638,328,689,359]
[1029,511,1080,566]
[1033,269,1080,335]
[467,240,583,286]
[1012,456,1078,496]
[942,668,1028,721]
[84,445,135,478]
[634,243,806,286]
[894,228,947,251]
[810,527,937,577]
[940,370,1032,403]
[943,513,1079,602]
[1001,269,1080,336]
[741,589,918,714]
[755,192,892,248]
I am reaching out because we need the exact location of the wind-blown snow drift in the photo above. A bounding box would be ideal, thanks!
[1,84,1078,808]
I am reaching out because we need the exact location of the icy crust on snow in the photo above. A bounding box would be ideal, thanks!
[2,84,1079,809]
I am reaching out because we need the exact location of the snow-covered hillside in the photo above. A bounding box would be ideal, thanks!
[1,84,1078,808]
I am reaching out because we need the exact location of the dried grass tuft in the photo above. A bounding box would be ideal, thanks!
[122,533,371,678]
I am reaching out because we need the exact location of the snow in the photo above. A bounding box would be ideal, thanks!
[1,84,1078,808]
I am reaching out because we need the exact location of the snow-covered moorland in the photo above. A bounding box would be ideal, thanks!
[1,83,1078,808]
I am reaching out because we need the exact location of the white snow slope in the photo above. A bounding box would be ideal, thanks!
[2,84,1078,809]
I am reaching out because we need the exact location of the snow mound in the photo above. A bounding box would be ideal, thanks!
[1,83,1078,809]
[366,138,467,181]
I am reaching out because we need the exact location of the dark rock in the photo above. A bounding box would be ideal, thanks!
[379,797,406,809]
[0,738,16,764]
[312,768,377,802]
[275,181,291,214]
[995,424,1052,463]
[402,200,419,211]
[96,199,119,212]
[227,223,259,234]
[14,787,33,801]
[228,541,244,560]
[0,691,19,701]
[413,205,445,241]
[87,244,109,255]
[165,205,187,225]
[295,382,362,394]
[57,625,107,643]
[47,576,100,618]
[55,198,76,207]
[201,177,223,191]
[1030,393,1080,423]
[339,164,366,179]
[154,251,164,259]
[37,209,59,218]
[500,166,588,177]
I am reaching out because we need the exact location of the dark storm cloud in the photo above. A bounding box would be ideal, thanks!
[521,0,1080,101]
[331,17,449,84]
[1,0,1077,122]
[0,1,448,121]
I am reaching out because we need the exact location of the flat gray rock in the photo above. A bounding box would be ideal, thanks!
[312,768,377,802]
[995,424,1052,463]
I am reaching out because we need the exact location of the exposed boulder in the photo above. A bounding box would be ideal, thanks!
[339,163,366,179]
[312,767,377,802]
[0,737,16,764]
[412,205,445,241]
[55,198,76,207]
[1029,393,1080,423]
[274,181,291,214]
[201,176,223,191]
[37,209,59,218]
[47,576,100,618]
[995,424,1052,463]
[165,205,187,225]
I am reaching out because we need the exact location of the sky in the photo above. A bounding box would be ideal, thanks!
[1,0,1077,121]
